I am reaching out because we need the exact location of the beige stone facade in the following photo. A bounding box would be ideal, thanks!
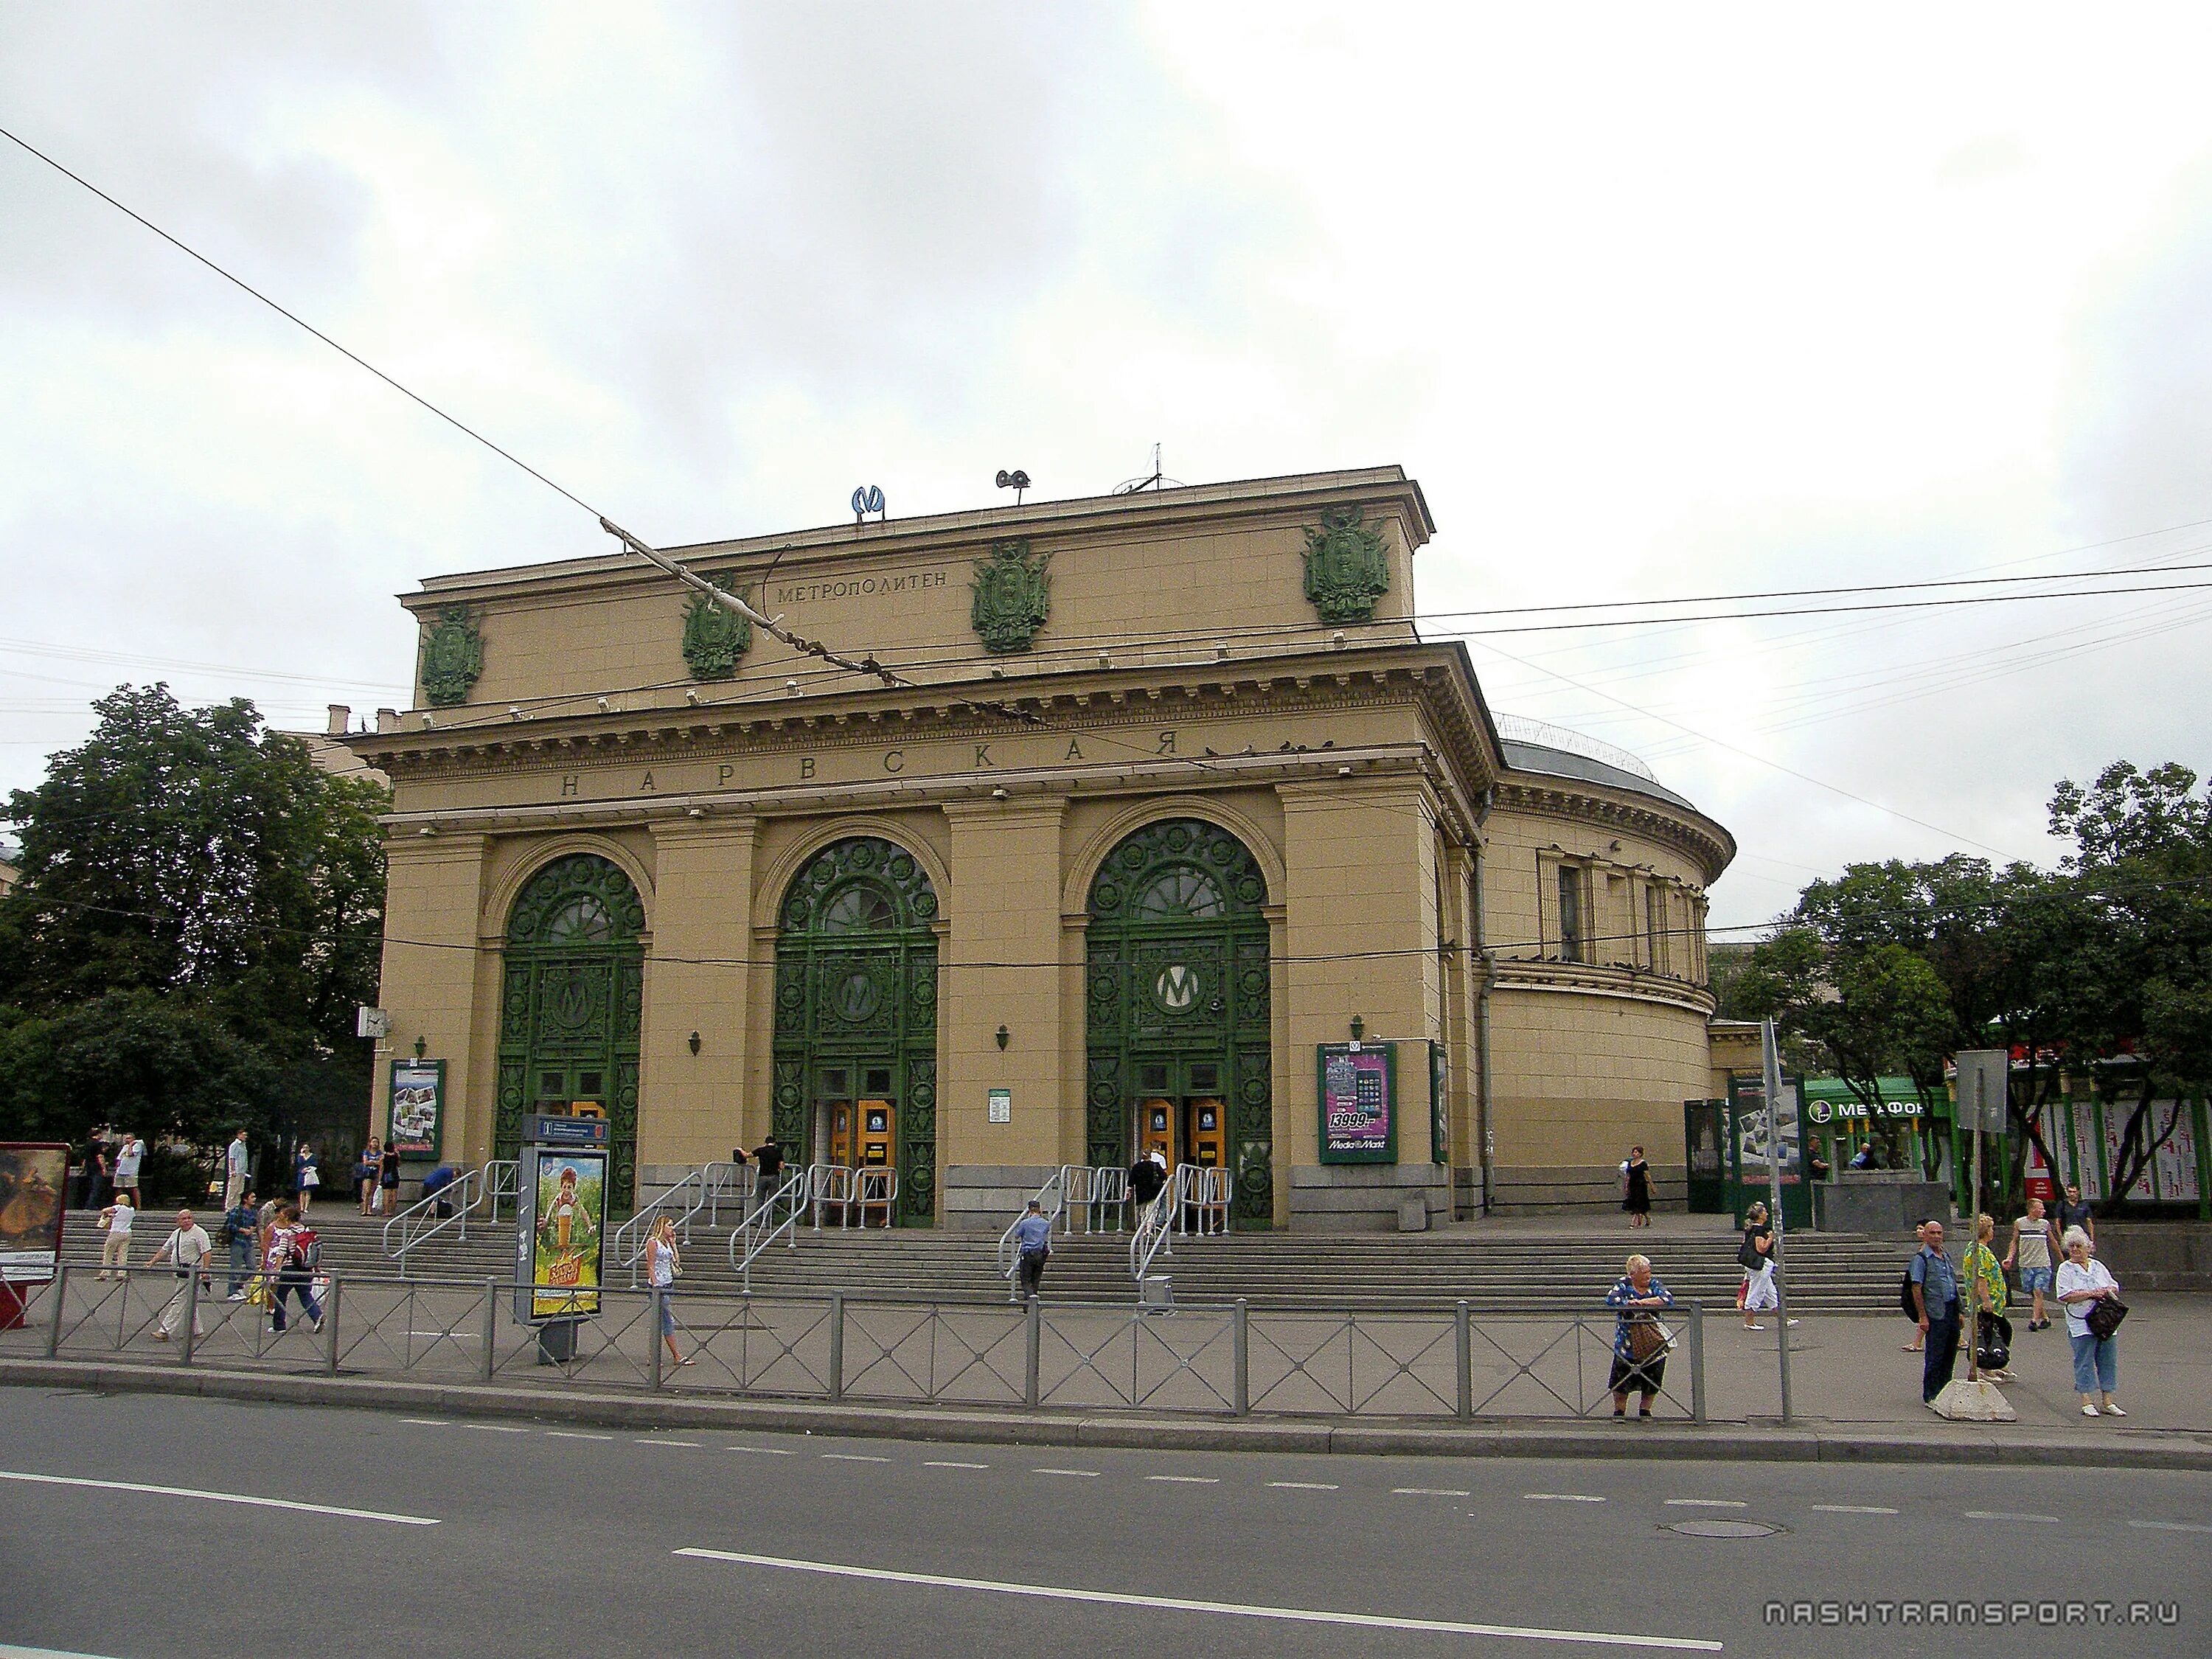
[348,467,1733,1225]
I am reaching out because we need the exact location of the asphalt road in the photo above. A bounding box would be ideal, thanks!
[1,1385,2205,1659]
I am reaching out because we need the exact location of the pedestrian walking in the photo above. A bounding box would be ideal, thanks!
[220,1190,260,1299]
[223,1130,250,1211]
[1010,1199,1053,1301]
[355,1139,381,1214]
[1909,1218,1961,1408]
[264,1204,322,1334]
[377,1141,400,1214]
[2005,1196,2056,1331]
[647,1216,692,1369]
[1604,1253,1674,1418]
[2053,1183,2096,1248]
[96,1194,136,1279]
[1620,1146,1652,1228]
[293,1144,319,1215]
[112,1133,145,1208]
[2055,1226,2125,1418]
[751,1137,784,1215]
[1963,1213,2014,1381]
[145,1208,213,1342]
[74,1138,108,1210]
[1738,1201,1791,1329]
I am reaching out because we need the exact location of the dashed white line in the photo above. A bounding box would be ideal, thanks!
[462,1424,529,1434]
[2130,1519,2212,1534]
[1032,1467,1100,1478]
[1394,1487,1471,1497]
[1269,1481,1339,1491]
[1147,1475,1222,1484]
[1964,1511,2059,1523]
[1811,1504,1898,1515]
[821,1453,890,1463]
[398,1418,449,1427]
[924,1461,990,1470]
[1663,1499,1745,1509]
[546,1430,613,1441]
[673,1548,1725,1651]
[726,1445,798,1455]
[637,1439,702,1448]
[1525,1493,1607,1503]
[0,1469,439,1527]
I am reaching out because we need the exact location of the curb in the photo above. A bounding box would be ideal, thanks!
[7,1358,2209,1471]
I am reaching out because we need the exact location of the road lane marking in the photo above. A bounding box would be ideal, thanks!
[399,1418,449,1427]
[637,1439,702,1448]
[1269,1481,1338,1490]
[726,1445,797,1455]
[1525,1493,1607,1503]
[0,1470,438,1527]
[462,1423,529,1434]
[2129,1519,2212,1534]
[821,1453,890,1463]
[1394,1488,1471,1497]
[673,1548,1723,1652]
[1147,1475,1221,1484]
[1662,1500,1745,1509]
[1811,1504,1898,1515]
[1963,1511,2059,1523]
[925,1460,990,1470]
[1032,1467,1099,1478]
[546,1431,613,1441]
[4,1645,135,1658]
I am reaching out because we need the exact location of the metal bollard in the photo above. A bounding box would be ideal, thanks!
[324,1276,342,1376]
[1455,1300,1473,1421]
[650,1289,664,1391]
[481,1279,498,1382]
[180,1271,199,1366]
[44,1264,66,1358]
[828,1290,844,1401]
[1024,1296,1042,1409]
[1687,1298,1706,1425]
[1232,1298,1249,1416]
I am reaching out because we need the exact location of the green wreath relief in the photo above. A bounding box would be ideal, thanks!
[419,605,484,707]
[681,574,753,681]
[970,539,1052,653]
[1299,506,1391,624]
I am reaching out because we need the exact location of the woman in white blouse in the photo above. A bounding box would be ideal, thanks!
[2054,1225,2124,1418]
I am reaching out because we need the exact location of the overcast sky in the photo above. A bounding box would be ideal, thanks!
[5,3,2211,935]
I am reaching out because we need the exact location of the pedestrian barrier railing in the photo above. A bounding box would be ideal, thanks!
[1064,1164,1128,1234]
[484,1159,520,1225]
[612,1161,753,1287]
[995,1169,1068,1288]
[4,1263,1708,1424]
[1181,1164,1233,1235]
[383,1163,496,1275]
[728,1169,810,1291]
[804,1163,852,1230]
[703,1161,755,1227]
[852,1166,897,1226]
[1129,1175,1178,1289]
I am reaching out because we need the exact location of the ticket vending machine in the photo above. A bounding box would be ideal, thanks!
[1140,1100,1175,1166]
[856,1102,895,1225]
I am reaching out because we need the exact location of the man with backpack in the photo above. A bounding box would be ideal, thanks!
[264,1203,323,1334]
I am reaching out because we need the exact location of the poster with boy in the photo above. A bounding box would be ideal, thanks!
[530,1152,605,1319]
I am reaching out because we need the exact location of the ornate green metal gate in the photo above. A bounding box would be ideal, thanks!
[771,836,940,1225]
[494,854,646,1215]
[1085,818,1273,1227]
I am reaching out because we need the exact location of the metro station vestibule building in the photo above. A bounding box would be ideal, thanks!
[349,467,1733,1228]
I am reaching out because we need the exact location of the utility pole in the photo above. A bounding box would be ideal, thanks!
[1761,1018,1794,1425]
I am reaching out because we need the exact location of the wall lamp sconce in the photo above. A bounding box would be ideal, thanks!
[420,713,435,729]
[1331,630,1346,650]
[596,697,612,712]
[991,786,1009,800]
[689,1031,702,1056]
[417,825,437,838]
[995,1024,1010,1051]
[1349,1015,1366,1043]
[685,688,704,706]
[1337,764,1353,777]
[1213,641,1229,661]
[508,706,525,720]
[785,678,801,696]
[412,1035,428,1060]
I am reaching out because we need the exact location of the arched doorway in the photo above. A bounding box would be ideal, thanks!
[771,836,940,1225]
[1085,818,1272,1228]
[494,854,647,1215]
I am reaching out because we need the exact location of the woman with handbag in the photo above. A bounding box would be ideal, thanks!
[1604,1253,1675,1419]
[647,1215,693,1370]
[1739,1202,1781,1330]
[2055,1225,2125,1417]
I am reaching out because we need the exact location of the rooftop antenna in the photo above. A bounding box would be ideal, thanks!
[850,484,886,526]
[1113,442,1182,495]
[995,468,1030,505]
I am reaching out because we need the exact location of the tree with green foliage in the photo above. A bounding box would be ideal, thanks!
[0,685,388,1169]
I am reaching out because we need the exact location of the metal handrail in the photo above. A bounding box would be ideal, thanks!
[1128,1176,1177,1289]
[851,1166,897,1227]
[382,1164,487,1276]
[996,1167,1068,1286]
[702,1160,754,1227]
[484,1160,519,1224]
[1186,1164,1233,1235]
[1074,1164,1129,1233]
[613,1161,748,1287]
[806,1163,853,1231]
[728,1169,809,1291]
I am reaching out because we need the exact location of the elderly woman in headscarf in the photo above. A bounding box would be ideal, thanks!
[1604,1253,1676,1419]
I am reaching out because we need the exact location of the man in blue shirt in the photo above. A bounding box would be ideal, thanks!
[1011,1200,1053,1301]
[220,1190,260,1300]
[1909,1219,1961,1406]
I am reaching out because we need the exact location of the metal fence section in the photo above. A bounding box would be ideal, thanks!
[4,1265,1705,1425]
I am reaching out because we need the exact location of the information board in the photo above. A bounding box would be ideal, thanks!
[387,1058,445,1158]
[515,1144,608,1322]
[0,1144,68,1286]
[1317,1041,1397,1164]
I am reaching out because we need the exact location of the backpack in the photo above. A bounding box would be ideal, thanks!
[1899,1266,1920,1320]
[291,1228,321,1272]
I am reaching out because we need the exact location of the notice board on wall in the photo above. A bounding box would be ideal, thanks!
[1318,1041,1397,1164]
